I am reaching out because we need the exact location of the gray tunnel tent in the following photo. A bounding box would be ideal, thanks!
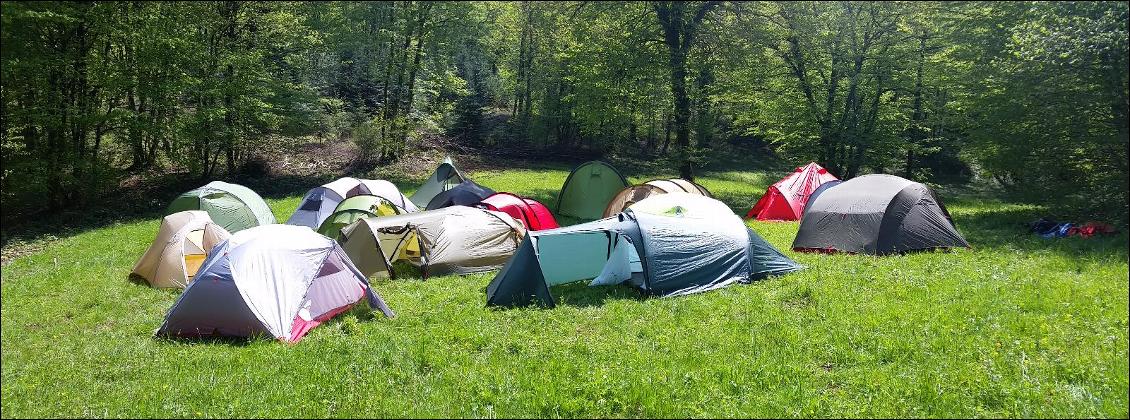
[486,194,802,308]
[792,174,970,254]
[409,157,466,208]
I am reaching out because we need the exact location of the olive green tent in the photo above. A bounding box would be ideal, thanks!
[555,161,629,220]
[317,194,407,239]
[409,157,466,208]
[167,181,276,233]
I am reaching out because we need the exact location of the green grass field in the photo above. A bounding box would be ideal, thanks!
[2,164,1127,418]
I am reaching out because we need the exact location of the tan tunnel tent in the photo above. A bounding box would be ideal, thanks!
[409,157,466,208]
[131,211,231,288]
[317,194,408,240]
[556,160,630,220]
[338,206,525,279]
[603,178,712,217]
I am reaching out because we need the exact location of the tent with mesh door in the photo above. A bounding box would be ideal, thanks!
[156,224,394,342]
[317,194,409,239]
[792,174,970,254]
[167,181,276,233]
[425,180,495,210]
[556,161,630,220]
[487,194,802,308]
[409,157,466,208]
[131,211,231,288]
[338,206,525,279]
[746,162,839,221]
[603,178,711,217]
[476,192,559,231]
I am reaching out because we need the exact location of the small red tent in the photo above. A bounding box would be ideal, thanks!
[746,162,839,221]
[477,192,560,231]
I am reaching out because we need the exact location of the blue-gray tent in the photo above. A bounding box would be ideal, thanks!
[486,193,802,307]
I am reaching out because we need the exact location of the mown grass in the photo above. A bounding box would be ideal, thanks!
[2,164,1127,418]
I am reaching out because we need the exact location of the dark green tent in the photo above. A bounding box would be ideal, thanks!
[555,161,630,220]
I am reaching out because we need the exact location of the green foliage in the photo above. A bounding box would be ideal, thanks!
[1,1,1126,223]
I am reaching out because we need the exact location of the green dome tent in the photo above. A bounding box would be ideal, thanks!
[167,181,276,233]
[317,194,407,240]
[555,161,630,220]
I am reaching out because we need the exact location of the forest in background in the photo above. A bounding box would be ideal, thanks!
[2,1,1127,225]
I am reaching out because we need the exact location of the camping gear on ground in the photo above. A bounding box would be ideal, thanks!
[409,157,466,208]
[1028,218,1118,238]
[792,174,969,254]
[556,160,630,220]
[425,180,496,210]
[167,181,276,233]
[603,178,711,217]
[747,162,840,221]
[131,211,231,288]
[288,177,415,229]
[487,194,802,308]
[476,192,559,231]
[156,224,394,343]
[339,206,525,279]
[317,194,409,239]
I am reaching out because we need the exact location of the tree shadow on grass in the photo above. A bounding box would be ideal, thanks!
[954,200,1128,261]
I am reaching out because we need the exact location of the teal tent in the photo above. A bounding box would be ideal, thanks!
[487,194,801,307]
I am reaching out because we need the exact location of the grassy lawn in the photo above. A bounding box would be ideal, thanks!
[1,164,1127,418]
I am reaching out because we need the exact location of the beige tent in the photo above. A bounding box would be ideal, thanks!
[339,206,524,278]
[602,178,711,217]
[132,211,231,288]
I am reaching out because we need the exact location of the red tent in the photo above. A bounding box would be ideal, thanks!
[477,192,560,231]
[746,162,839,221]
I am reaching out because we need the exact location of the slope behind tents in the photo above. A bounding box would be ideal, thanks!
[556,160,630,220]
[792,174,969,254]
[487,194,801,308]
[746,162,839,221]
[409,157,466,208]
[167,181,276,233]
